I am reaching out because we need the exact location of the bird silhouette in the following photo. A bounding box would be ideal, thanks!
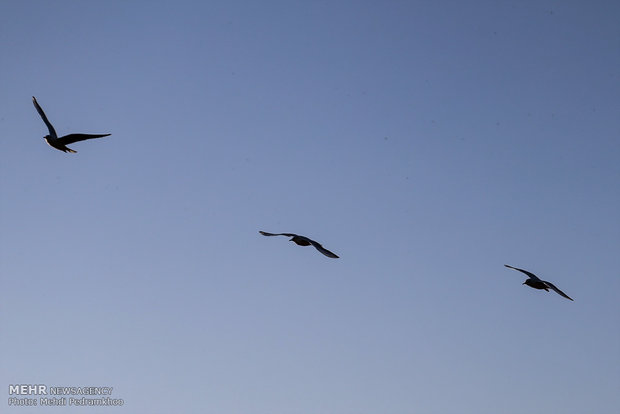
[504,264,573,301]
[32,96,110,153]
[259,231,339,258]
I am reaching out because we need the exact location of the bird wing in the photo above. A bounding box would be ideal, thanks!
[32,96,57,138]
[259,231,298,237]
[504,264,542,281]
[309,240,339,258]
[543,281,574,301]
[57,133,110,145]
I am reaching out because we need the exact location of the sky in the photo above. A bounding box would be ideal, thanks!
[1,1,619,413]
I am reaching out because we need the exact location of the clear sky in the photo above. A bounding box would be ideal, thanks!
[1,1,619,413]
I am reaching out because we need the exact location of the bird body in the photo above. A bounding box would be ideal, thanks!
[290,236,312,246]
[32,96,110,153]
[504,264,573,301]
[523,278,550,291]
[259,231,339,258]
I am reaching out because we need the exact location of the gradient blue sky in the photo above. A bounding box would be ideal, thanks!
[1,1,619,413]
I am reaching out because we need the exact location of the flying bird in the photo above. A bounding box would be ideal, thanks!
[32,96,110,153]
[504,264,573,301]
[259,231,339,258]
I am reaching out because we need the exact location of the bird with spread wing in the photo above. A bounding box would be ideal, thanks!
[33,96,110,153]
[504,264,573,301]
[259,231,339,258]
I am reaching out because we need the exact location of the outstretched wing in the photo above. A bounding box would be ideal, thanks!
[259,231,298,237]
[504,264,542,281]
[309,240,339,258]
[57,133,110,145]
[543,281,574,301]
[32,96,57,138]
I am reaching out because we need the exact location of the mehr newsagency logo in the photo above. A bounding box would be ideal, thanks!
[8,384,124,407]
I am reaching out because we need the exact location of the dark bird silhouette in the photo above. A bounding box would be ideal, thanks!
[259,231,339,258]
[32,96,110,153]
[504,264,573,301]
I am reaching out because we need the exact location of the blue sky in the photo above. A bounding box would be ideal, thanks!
[1,1,619,413]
